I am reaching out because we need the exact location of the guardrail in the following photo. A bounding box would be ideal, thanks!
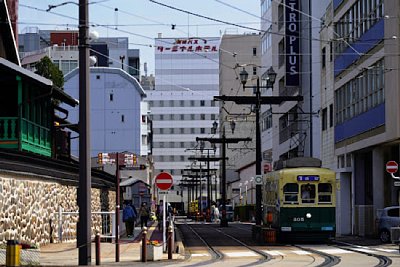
[57,207,125,242]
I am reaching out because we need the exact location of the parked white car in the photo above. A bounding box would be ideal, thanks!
[377,206,400,243]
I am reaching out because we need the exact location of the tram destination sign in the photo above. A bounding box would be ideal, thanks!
[297,175,320,182]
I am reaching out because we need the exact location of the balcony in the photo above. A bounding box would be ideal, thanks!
[0,117,52,157]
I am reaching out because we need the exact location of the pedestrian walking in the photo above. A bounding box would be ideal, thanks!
[122,201,136,237]
[139,202,150,228]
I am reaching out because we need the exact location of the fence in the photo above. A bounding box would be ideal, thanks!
[57,207,125,242]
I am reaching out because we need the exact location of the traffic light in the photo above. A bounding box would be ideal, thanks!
[98,153,103,164]
[139,164,146,170]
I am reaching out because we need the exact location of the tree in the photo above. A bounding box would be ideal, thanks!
[35,56,64,88]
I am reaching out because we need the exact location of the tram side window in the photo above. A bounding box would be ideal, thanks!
[283,183,298,203]
[301,184,316,203]
[318,183,332,203]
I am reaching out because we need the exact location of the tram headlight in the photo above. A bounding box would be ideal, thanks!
[306,213,312,219]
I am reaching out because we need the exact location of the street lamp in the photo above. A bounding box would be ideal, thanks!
[239,66,276,226]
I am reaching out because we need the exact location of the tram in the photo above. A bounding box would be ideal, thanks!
[263,157,336,242]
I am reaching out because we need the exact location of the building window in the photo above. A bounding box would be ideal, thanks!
[253,67,257,75]
[201,114,205,120]
[278,39,285,67]
[322,47,326,68]
[329,104,333,128]
[253,47,257,56]
[110,93,114,101]
[335,58,384,125]
[200,128,205,134]
[322,108,327,131]
[121,114,125,123]
[200,100,205,106]
[142,115,146,123]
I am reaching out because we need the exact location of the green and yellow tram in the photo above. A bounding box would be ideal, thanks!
[263,157,336,242]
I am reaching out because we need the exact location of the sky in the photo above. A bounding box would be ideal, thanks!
[18,0,261,75]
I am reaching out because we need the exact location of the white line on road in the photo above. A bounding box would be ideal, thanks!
[224,251,259,257]
[317,248,353,254]
[263,250,285,256]
[292,250,312,255]
[191,253,210,257]
[375,248,399,253]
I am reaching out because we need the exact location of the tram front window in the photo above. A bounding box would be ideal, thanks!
[283,183,299,203]
[301,184,315,203]
[318,183,332,203]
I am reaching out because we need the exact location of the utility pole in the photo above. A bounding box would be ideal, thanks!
[188,148,219,210]
[215,66,303,226]
[197,127,251,227]
[78,0,91,265]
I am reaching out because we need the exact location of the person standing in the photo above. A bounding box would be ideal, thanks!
[139,202,149,228]
[122,201,136,237]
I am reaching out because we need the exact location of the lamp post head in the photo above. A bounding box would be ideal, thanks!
[239,67,249,86]
[266,66,277,87]
[230,120,236,134]
[211,120,218,134]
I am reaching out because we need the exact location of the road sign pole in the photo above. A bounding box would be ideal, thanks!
[163,194,166,252]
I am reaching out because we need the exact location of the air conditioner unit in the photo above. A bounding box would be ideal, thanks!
[390,227,400,244]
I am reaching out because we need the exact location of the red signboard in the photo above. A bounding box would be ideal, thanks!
[155,172,173,191]
[386,161,398,174]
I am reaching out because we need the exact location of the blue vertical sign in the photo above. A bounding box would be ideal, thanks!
[285,0,300,87]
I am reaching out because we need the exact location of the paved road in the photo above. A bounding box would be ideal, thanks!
[28,221,400,266]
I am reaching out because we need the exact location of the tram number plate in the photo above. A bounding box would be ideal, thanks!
[293,217,305,222]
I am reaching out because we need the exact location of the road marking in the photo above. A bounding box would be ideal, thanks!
[224,251,258,257]
[191,253,209,257]
[375,248,399,253]
[292,250,311,255]
[317,248,353,254]
[352,248,375,254]
[263,250,285,256]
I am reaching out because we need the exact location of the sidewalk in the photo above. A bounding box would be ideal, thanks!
[38,221,182,266]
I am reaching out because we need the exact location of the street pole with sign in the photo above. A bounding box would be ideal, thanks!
[155,172,173,250]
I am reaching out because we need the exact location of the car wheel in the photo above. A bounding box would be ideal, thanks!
[380,229,390,243]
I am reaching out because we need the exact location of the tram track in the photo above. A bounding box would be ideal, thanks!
[332,240,392,267]
[179,222,396,266]
[229,224,340,266]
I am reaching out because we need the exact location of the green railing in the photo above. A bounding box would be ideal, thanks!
[20,118,52,157]
[0,117,18,149]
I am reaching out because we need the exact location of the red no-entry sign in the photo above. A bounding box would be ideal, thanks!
[155,172,173,190]
[386,161,398,174]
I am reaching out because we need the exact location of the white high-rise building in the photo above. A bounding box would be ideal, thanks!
[146,37,220,205]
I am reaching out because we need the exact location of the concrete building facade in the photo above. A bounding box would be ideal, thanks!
[219,34,261,207]
[321,0,399,237]
[261,0,329,167]
[63,67,147,157]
